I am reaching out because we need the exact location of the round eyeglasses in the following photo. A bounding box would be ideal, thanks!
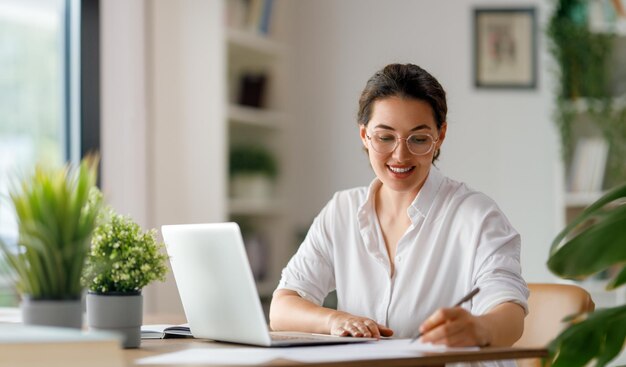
[366,131,438,156]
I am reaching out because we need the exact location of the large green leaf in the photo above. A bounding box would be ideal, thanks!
[547,305,626,367]
[548,183,626,281]
[547,181,626,366]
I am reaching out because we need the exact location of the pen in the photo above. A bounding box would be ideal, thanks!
[410,287,480,343]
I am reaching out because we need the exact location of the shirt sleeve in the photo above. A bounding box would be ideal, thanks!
[470,199,530,316]
[276,196,337,305]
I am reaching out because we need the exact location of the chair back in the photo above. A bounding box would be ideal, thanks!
[514,283,595,367]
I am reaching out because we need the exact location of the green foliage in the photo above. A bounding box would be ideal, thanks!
[547,183,626,366]
[548,4,613,100]
[545,3,626,363]
[548,305,626,367]
[83,207,168,293]
[229,145,278,179]
[547,0,615,162]
[0,157,102,300]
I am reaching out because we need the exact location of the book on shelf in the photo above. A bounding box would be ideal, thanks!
[226,0,275,35]
[258,0,274,34]
[568,137,609,194]
[0,324,123,367]
[141,323,192,339]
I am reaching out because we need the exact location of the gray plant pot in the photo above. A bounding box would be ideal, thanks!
[86,292,143,348]
[21,297,83,329]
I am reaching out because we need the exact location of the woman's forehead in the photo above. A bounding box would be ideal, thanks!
[369,97,436,128]
[369,123,433,132]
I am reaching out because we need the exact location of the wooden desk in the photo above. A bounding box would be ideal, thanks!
[125,338,548,367]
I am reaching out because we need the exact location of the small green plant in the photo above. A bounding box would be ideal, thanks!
[547,182,626,366]
[83,206,168,293]
[229,145,278,179]
[0,157,102,300]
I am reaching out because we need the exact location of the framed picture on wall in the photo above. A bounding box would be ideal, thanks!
[474,8,537,89]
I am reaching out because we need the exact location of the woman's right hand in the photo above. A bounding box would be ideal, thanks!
[328,312,394,339]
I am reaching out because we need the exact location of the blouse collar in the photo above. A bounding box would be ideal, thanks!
[359,165,444,224]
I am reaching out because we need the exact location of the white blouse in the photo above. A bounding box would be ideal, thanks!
[277,166,528,367]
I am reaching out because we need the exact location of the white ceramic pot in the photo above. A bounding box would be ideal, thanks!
[21,296,82,329]
[86,292,143,348]
[231,173,273,200]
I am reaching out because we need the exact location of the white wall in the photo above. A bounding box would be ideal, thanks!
[101,0,227,315]
[101,0,148,228]
[101,0,562,317]
[287,0,561,282]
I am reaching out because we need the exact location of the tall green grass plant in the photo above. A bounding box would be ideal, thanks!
[0,157,102,300]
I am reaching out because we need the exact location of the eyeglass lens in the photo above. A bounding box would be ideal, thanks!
[369,132,435,155]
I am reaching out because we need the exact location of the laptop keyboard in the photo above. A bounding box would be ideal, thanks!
[269,332,376,345]
[271,334,333,342]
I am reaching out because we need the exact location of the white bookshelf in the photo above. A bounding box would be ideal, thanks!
[228,104,286,129]
[558,278,626,312]
[227,28,286,56]
[229,198,285,216]
[568,94,626,114]
[588,0,626,35]
[578,279,626,308]
[224,0,293,304]
[257,280,279,299]
[590,17,626,35]
[564,191,605,207]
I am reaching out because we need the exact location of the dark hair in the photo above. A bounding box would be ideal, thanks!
[357,63,447,160]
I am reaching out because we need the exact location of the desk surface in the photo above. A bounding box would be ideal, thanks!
[0,311,547,366]
[125,338,548,367]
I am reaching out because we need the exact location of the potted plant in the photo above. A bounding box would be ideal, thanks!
[229,145,278,200]
[546,182,626,366]
[83,203,168,348]
[0,157,101,328]
[548,0,626,188]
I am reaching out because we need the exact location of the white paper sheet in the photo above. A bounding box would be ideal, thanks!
[136,347,280,365]
[283,340,479,363]
[136,339,479,365]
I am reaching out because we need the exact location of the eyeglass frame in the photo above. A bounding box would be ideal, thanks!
[365,130,440,156]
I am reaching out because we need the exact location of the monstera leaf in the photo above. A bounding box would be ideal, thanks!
[547,183,626,366]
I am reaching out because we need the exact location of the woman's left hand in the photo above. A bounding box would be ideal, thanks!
[418,307,491,347]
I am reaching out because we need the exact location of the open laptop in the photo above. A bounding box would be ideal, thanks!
[161,222,376,347]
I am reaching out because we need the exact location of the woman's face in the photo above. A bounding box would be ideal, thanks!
[360,96,446,195]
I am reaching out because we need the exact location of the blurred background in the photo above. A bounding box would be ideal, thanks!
[1,0,625,336]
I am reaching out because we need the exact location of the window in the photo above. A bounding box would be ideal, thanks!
[0,0,99,306]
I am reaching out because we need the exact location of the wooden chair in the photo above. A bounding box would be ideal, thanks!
[514,283,595,367]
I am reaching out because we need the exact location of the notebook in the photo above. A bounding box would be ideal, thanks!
[140,324,192,339]
[161,222,376,347]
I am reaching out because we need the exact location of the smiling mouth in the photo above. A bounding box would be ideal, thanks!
[387,165,415,174]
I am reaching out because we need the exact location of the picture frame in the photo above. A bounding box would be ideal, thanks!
[474,8,537,89]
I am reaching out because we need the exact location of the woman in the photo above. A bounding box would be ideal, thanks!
[269,64,528,351]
